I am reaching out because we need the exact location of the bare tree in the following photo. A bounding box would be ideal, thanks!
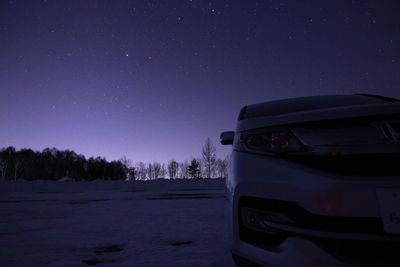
[119,155,132,180]
[201,137,217,178]
[153,162,161,179]
[215,156,229,179]
[135,162,147,180]
[147,162,154,180]
[178,161,189,178]
[167,160,179,179]
[160,163,167,178]
[119,155,132,169]
[128,168,136,181]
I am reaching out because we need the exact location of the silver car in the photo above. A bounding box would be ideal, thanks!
[221,94,400,266]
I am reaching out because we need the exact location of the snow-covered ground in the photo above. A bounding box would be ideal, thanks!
[0,179,235,267]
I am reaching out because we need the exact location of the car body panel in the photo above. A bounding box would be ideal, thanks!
[225,95,400,266]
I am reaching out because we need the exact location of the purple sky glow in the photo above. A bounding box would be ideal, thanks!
[1,0,400,163]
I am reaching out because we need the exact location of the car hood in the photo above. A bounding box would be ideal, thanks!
[236,102,400,132]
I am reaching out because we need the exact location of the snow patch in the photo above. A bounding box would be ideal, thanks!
[0,179,234,266]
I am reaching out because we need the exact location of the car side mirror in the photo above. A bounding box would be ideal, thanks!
[220,131,234,145]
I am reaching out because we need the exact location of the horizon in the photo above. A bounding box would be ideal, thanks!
[0,143,228,165]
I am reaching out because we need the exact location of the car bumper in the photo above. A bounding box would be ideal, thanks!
[228,152,400,266]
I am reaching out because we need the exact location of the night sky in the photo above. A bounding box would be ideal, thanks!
[1,0,400,163]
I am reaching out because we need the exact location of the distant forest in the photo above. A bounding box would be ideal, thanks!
[0,138,228,181]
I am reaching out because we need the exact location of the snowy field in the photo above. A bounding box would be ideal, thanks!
[0,179,235,267]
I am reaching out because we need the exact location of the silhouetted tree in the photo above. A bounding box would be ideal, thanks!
[178,161,189,178]
[119,155,132,180]
[216,156,229,179]
[13,152,23,180]
[160,163,167,178]
[0,147,126,181]
[153,162,162,179]
[147,162,154,180]
[0,156,7,180]
[0,143,229,181]
[135,162,147,180]
[0,147,16,180]
[201,138,216,178]
[127,167,136,181]
[18,149,36,180]
[167,160,179,179]
[188,159,200,179]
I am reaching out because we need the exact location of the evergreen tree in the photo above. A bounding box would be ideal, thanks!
[187,159,200,179]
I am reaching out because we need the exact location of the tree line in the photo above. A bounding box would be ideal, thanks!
[0,138,228,181]
[0,146,125,181]
[116,138,228,180]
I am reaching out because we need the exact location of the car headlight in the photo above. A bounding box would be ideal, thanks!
[234,127,306,155]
